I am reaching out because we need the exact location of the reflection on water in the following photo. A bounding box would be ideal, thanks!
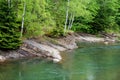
[0,43,120,80]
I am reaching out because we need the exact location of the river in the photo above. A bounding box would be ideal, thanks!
[0,42,120,80]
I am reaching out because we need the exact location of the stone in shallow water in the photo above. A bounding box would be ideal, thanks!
[53,58,61,63]
[0,55,6,62]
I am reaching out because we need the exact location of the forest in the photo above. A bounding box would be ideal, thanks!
[0,0,120,49]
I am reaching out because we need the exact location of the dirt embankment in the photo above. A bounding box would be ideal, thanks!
[0,33,119,63]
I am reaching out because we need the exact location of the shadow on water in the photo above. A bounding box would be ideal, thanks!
[0,42,120,80]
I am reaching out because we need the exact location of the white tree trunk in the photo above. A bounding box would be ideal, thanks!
[68,13,72,30]
[8,0,10,8]
[64,0,69,34]
[68,13,74,30]
[21,2,26,38]
[69,14,74,29]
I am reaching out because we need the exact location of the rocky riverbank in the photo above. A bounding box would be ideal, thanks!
[0,33,119,63]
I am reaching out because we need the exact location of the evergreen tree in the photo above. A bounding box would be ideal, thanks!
[0,0,21,49]
[90,0,119,33]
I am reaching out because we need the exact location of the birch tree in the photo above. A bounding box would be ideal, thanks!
[68,13,74,30]
[21,2,26,38]
[64,0,69,34]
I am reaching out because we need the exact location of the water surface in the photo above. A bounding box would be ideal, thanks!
[0,43,120,80]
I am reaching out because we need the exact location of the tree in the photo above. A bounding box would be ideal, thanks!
[64,0,70,33]
[46,0,66,37]
[19,0,56,37]
[21,2,26,38]
[0,0,21,49]
[69,0,99,33]
[90,0,119,33]
[115,0,120,27]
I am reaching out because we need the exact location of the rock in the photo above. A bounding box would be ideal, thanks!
[48,43,67,51]
[24,40,62,62]
[0,55,6,62]
[76,36,104,42]
[53,59,61,63]
[57,35,78,50]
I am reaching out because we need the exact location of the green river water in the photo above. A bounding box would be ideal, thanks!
[0,43,120,80]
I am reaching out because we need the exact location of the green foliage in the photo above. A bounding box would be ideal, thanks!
[47,0,66,27]
[21,0,56,37]
[71,0,99,33]
[0,0,21,49]
[49,27,64,38]
[72,24,91,33]
[90,0,120,34]
[25,22,44,38]
[70,0,120,34]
